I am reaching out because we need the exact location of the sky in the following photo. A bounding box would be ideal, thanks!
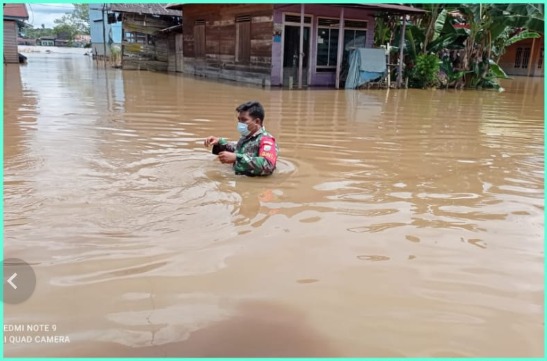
[25,3,76,29]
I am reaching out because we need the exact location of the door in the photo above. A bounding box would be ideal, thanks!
[283,25,310,87]
[175,33,184,72]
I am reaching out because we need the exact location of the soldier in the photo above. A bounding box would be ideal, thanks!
[204,100,278,176]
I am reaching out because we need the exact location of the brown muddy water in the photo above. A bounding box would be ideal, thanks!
[3,47,544,357]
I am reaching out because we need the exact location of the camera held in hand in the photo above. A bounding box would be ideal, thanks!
[212,143,227,155]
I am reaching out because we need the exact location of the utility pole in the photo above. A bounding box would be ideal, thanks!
[396,14,407,88]
[102,3,107,68]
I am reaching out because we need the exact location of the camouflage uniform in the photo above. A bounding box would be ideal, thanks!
[218,128,278,176]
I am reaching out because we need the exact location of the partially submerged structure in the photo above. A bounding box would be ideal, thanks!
[499,35,544,77]
[89,3,181,71]
[3,3,29,63]
[110,3,181,71]
[166,3,425,88]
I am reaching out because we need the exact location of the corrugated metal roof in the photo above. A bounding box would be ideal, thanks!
[110,3,181,16]
[165,3,182,11]
[341,4,427,15]
[166,3,425,15]
[4,3,29,20]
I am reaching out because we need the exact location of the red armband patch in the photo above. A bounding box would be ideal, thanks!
[258,136,277,164]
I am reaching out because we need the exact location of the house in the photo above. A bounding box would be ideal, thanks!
[74,34,91,47]
[110,3,181,71]
[4,3,29,63]
[18,37,36,46]
[498,34,544,77]
[90,3,181,71]
[165,3,424,88]
[89,3,123,59]
[37,37,56,46]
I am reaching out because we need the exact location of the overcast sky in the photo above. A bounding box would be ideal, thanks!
[25,3,76,29]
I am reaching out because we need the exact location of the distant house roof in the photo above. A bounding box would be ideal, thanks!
[4,3,29,20]
[110,3,181,17]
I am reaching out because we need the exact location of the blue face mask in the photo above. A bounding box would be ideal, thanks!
[237,122,251,137]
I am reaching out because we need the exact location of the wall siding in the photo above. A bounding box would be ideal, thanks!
[182,4,274,84]
[4,21,18,63]
[121,13,179,71]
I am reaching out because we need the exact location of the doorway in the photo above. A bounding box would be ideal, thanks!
[283,25,310,87]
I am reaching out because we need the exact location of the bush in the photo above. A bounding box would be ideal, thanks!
[409,54,440,89]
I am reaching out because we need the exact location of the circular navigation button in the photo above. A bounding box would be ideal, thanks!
[2,258,36,304]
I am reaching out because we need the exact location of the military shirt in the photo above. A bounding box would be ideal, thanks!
[218,128,278,176]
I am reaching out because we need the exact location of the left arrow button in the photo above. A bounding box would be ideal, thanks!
[2,258,36,304]
[7,273,18,289]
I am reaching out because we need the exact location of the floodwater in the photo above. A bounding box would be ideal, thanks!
[3,47,544,357]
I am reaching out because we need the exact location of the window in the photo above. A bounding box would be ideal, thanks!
[124,31,153,45]
[316,18,339,68]
[316,17,368,69]
[514,47,532,69]
[194,19,206,58]
[521,47,531,69]
[236,16,251,64]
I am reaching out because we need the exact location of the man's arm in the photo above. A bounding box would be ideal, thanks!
[218,137,236,152]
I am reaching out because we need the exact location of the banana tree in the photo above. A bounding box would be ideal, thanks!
[457,3,543,88]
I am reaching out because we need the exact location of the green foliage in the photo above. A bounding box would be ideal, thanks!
[21,25,54,39]
[53,3,90,39]
[373,3,543,90]
[53,23,78,40]
[409,54,440,89]
[374,17,390,47]
[21,3,90,42]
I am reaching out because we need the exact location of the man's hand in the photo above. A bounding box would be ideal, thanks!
[218,151,236,164]
[204,136,219,147]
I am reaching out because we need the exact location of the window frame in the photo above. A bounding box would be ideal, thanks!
[315,17,368,70]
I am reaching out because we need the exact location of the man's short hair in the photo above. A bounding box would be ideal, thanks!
[236,101,265,124]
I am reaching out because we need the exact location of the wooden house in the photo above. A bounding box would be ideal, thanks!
[3,3,29,63]
[38,37,56,46]
[499,35,544,77]
[166,3,424,88]
[109,3,181,71]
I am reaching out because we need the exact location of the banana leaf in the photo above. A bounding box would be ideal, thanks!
[489,60,509,79]
[506,30,541,46]
[427,28,468,53]
[433,9,448,41]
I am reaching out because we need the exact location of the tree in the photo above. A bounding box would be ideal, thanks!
[20,23,54,39]
[376,3,544,89]
[70,3,90,35]
[53,3,90,39]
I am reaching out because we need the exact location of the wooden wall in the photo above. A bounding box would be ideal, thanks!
[182,4,274,85]
[121,13,179,71]
[4,20,19,63]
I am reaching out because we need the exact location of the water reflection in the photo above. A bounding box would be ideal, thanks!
[3,47,544,357]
